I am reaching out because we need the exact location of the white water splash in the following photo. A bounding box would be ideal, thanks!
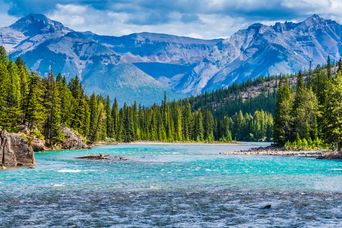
[57,169,95,173]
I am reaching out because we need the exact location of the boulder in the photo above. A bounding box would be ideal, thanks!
[76,154,128,161]
[0,130,35,168]
[31,138,47,151]
[76,154,110,160]
[61,127,89,150]
[18,125,46,152]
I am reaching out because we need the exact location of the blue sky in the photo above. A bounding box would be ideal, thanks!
[1,0,342,38]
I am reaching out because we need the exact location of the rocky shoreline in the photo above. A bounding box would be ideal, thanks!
[1,126,91,169]
[223,146,342,159]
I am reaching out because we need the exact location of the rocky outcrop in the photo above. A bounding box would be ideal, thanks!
[0,130,35,168]
[6,125,90,153]
[61,127,89,150]
[31,138,47,151]
[18,125,46,152]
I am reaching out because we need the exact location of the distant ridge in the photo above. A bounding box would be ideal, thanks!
[1,14,341,105]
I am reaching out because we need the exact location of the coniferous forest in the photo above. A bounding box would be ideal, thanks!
[274,58,342,151]
[0,46,274,145]
[1,44,341,150]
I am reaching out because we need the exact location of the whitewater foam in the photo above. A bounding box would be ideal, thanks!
[57,169,95,173]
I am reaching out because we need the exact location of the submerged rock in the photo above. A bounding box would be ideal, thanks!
[0,130,35,168]
[76,154,128,161]
[261,204,272,209]
[76,154,110,160]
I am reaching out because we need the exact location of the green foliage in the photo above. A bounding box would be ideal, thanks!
[0,45,275,145]
[275,58,342,151]
[284,137,327,151]
[43,71,63,145]
[323,72,342,151]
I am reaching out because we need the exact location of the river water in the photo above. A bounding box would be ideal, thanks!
[1,143,342,227]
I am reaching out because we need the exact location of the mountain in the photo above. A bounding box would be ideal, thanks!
[1,14,341,105]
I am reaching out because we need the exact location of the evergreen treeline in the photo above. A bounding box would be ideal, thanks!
[0,46,273,144]
[189,76,280,118]
[274,58,342,151]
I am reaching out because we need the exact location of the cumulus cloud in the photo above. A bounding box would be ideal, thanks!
[1,0,342,38]
[0,1,17,27]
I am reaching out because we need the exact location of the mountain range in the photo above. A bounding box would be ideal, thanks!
[1,14,341,105]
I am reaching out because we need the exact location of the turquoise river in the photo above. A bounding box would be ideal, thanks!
[1,143,342,227]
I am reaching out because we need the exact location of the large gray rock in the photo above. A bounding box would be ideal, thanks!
[0,130,35,168]
[18,125,46,152]
[61,127,89,150]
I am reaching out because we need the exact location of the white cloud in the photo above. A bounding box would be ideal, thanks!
[280,0,342,23]
[46,3,251,39]
[3,0,342,38]
[0,1,18,27]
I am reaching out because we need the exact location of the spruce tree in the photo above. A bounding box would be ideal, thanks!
[105,96,113,139]
[23,73,46,131]
[111,98,119,140]
[43,71,63,145]
[327,56,332,79]
[16,57,29,103]
[273,79,292,145]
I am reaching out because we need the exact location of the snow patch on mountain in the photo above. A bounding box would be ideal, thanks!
[1,14,341,105]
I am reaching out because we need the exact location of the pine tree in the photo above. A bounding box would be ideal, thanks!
[16,57,29,103]
[193,111,204,141]
[56,74,73,126]
[0,60,9,129]
[273,79,292,145]
[0,46,7,64]
[222,116,233,142]
[43,71,63,145]
[105,96,113,139]
[23,73,46,131]
[111,98,119,140]
[122,103,134,142]
[327,56,332,79]
[88,94,99,142]
[203,110,214,142]
[182,100,193,141]
[69,76,89,135]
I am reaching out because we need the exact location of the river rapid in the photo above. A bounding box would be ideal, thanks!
[1,143,342,227]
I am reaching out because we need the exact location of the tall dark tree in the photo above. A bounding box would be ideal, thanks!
[43,71,63,145]
[274,79,292,145]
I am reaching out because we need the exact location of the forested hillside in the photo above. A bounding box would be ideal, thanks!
[274,58,342,151]
[0,46,274,145]
[3,44,340,149]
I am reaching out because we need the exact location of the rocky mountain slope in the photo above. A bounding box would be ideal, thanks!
[1,14,341,105]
